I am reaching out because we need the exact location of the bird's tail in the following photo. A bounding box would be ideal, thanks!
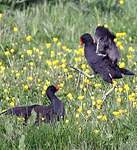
[119,68,135,75]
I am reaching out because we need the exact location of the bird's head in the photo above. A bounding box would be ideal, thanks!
[46,85,59,97]
[80,33,94,45]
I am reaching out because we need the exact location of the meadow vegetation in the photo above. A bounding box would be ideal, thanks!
[0,0,137,149]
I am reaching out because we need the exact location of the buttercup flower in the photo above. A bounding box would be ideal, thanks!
[13,27,18,32]
[26,35,32,42]
[67,93,73,100]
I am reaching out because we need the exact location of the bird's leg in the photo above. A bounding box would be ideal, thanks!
[102,86,115,101]
[76,73,81,90]
[102,85,115,113]
[68,64,94,79]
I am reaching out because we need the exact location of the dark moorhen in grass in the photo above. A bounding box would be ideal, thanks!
[80,33,134,83]
[34,85,65,124]
[0,85,65,125]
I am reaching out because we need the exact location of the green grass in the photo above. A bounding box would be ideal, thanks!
[0,0,137,149]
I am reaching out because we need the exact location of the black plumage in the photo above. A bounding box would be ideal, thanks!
[34,85,65,124]
[80,33,134,83]
[0,104,39,125]
[0,85,65,125]
[95,26,120,64]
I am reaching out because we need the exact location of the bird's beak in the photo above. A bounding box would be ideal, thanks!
[80,38,83,46]
[55,85,60,91]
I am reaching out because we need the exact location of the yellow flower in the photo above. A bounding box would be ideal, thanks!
[96,99,103,105]
[80,84,84,89]
[78,95,84,101]
[79,127,82,132]
[119,62,125,68]
[42,90,46,96]
[128,93,135,101]
[50,51,55,58]
[29,62,34,67]
[57,42,62,47]
[91,96,95,100]
[0,65,5,74]
[114,38,117,42]
[119,109,127,114]
[84,79,90,84]
[67,93,73,100]
[87,110,92,115]
[46,43,51,48]
[43,81,50,91]
[119,0,124,5]
[47,60,52,66]
[10,101,15,107]
[85,69,90,74]
[74,57,81,63]
[127,54,133,60]
[94,83,101,88]
[26,49,33,56]
[23,67,27,71]
[27,76,33,81]
[93,129,100,134]
[97,115,107,121]
[133,102,137,108]
[53,37,58,42]
[83,88,86,92]
[96,104,102,109]
[0,13,3,20]
[124,84,129,92]
[62,45,67,51]
[39,51,43,56]
[116,40,124,50]
[102,115,107,121]
[10,49,15,53]
[119,44,124,50]
[75,48,84,56]
[112,111,121,118]
[23,84,29,91]
[81,64,86,70]
[116,32,126,38]
[26,35,32,42]
[58,82,64,88]
[53,60,59,65]
[76,113,79,118]
[112,80,118,87]
[4,89,8,93]
[128,46,134,52]
[21,55,24,58]
[65,119,69,124]
[116,97,122,103]
[67,74,73,79]
[63,68,68,73]
[4,51,10,56]
[13,27,18,32]
[77,107,82,113]
[16,72,20,78]
[118,87,123,93]
[61,63,66,68]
